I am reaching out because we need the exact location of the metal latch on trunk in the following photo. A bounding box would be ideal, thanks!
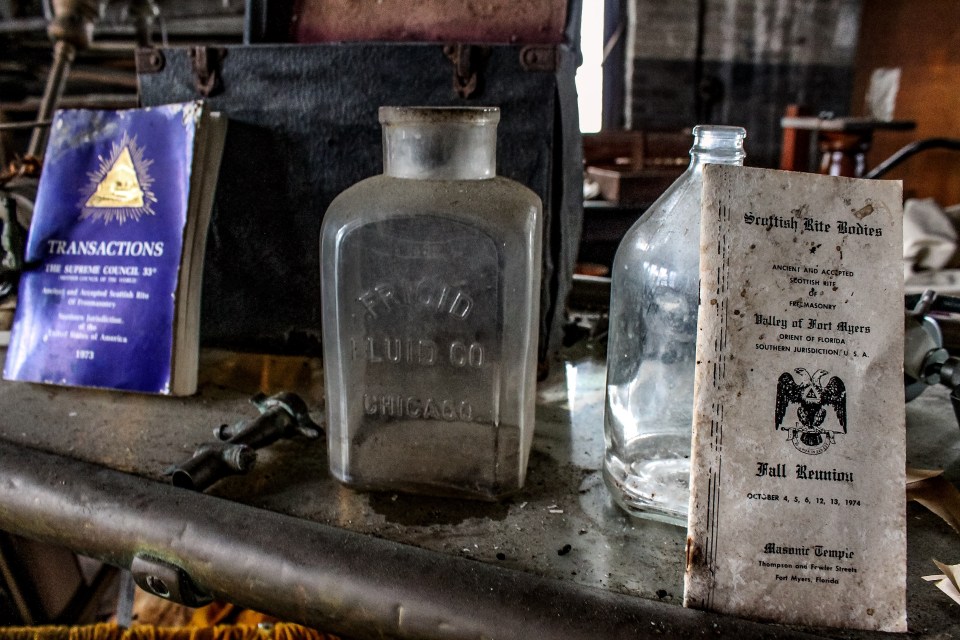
[519,45,557,72]
[443,44,490,99]
[134,47,165,74]
[189,46,227,97]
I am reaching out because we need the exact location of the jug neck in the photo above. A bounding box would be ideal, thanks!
[688,124,747,170]
[381,107,499,180]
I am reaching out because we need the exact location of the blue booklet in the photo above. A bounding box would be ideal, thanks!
[3,102,226,394]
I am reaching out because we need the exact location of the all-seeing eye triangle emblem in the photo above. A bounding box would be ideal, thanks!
[79,132,157,224]
[85,146,144,208]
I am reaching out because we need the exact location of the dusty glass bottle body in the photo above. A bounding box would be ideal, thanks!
[321,107,542,500]
[603,125,746,524]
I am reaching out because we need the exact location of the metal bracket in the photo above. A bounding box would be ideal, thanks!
[134,47,165,74]
[443,44,490,99]
[1,196,26,276]
[519,45,557,72]
[131,554,213,608]
[189,46,227,98]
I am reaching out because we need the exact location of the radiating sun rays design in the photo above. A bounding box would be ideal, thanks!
[78,132,157,224]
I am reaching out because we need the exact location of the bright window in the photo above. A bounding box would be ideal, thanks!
[576,2,604,133]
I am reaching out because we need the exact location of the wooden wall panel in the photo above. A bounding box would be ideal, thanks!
[853,0,960,204]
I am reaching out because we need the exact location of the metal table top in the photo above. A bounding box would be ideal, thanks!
[0,343,957,639]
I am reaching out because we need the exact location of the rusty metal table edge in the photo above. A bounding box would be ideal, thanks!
[0,438,836,640]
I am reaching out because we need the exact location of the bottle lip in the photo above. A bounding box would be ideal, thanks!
[692,124,747,139]
[379,106,501,126]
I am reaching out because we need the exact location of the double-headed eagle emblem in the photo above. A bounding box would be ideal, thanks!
[775,368,847,454]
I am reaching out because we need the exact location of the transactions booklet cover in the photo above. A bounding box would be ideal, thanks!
[3,101,225,394]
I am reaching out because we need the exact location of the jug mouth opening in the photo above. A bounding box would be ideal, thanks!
[379,106,501,126]
[692,124,746,143]
[689,125,747,163]
[380,106,499,179]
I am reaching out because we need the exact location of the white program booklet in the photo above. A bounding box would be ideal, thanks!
[684,165,907,632]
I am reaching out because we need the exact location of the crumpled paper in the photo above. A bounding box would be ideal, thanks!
[923,560,960,605]
[865,67,901,121]
[907,468,960,604]
[907,467,960,533]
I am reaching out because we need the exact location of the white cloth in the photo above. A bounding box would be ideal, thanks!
[904,198,958,281]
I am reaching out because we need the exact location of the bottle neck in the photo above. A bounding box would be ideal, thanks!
[381,107,499,180]
[687,125,747,170]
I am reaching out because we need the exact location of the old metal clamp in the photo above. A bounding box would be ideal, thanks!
[166,391,322,491]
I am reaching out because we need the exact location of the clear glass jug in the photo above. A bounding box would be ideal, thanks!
[320,106,542,500]
[603,125,746,524]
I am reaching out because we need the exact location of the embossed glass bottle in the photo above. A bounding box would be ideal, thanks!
[321,107,542,499]
[604,125,746,524]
